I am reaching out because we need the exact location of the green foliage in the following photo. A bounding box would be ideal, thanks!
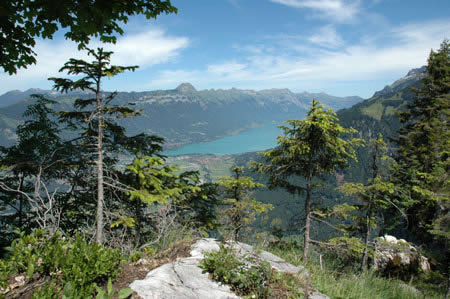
[0,94,66,242]
[1,0,177,74]
[95,278,133,299]
[334,134,393,269]
[216,166,272,241]
[1,230,123,298]
[0,259,8,290]
[322,237,369,268]
[253,100,363,261]
[254,100,362,194]
[57,236,122,296]
[200,244,273,298]
[126,156,190,205]
[200,244,305,298]
[123,155,217,245]
[389,40,450,247]
[32,280,61,299]
[49,47,143,244]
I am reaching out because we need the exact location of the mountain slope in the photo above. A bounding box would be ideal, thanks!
[338,66,425,141]
[0,84,363,148]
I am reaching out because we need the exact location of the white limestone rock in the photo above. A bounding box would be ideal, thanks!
[130,238,328,299]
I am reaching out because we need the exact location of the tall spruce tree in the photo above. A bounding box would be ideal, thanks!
[49,47,139,243]
[390,40,449,245]
[253,100,362,262]
[338,133,394,270]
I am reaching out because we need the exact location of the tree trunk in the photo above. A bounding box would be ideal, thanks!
[135,192,142,246]
[95,84,104,244]
[303,172,312,263]
[18,174,24,227]
[361,202,372,271]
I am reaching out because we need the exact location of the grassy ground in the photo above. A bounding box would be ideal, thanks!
[166,154,235,182]
[267,245,446,299]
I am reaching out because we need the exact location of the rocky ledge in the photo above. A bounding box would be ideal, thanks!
[130,238,328,299]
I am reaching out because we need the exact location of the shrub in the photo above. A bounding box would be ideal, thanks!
[1,230,123,298]
[200,244,304,298]
[321,237,369,269]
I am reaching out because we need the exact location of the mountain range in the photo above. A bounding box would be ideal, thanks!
[0,84,363,148]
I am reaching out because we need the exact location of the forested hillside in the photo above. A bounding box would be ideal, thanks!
[0,84,362,148]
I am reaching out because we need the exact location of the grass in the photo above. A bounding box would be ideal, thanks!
[362,102,384,121]
[207,157,234,180]
[166,154,235,182]
[267,244,445,299]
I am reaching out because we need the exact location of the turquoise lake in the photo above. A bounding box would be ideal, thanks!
[164,122,284,156]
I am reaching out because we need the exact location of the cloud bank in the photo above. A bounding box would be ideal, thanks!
[146,20,449,96]
[0,29,189,92]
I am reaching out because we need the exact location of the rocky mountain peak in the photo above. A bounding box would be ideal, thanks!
[175,83,197,93]
[406,66,426,77]
[372,66,426,98]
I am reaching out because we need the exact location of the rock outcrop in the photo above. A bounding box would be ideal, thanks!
[130,238,328,299]
[374,235,431,276]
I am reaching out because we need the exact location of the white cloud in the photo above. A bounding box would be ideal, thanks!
[147,19,450,94]
[308,25,344,48]
[207,62,247,75]
[270,0,361,22]
[149,70,201,88]
[103,29,189,67]
[0,29,189,92]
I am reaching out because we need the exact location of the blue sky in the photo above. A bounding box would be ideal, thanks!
[1,0,449,98]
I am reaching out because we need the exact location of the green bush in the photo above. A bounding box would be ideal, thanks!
[321,237,370,269]
[1,230,123,298]
[0,259,9,290]
[58,234,122,296]
[200,244,273,297]
[31,280,61,299]
[200,244,304,298]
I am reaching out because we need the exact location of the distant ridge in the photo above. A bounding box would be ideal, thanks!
[0,81,367,148]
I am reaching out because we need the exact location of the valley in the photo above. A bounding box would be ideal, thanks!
[0,83,361,148]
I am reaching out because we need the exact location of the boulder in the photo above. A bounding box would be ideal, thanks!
[374,235,430,275]
[130,238,328,299]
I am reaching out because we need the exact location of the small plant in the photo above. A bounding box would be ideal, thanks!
[31,280,61,299]
[0,230,124,298]
[200,244,303,298]
[95,278,133,299]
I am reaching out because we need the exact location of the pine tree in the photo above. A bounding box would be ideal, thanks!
[0,95,66,238]
[338,133,394,270]
[216,166,272,241]
[49,47,139,244]
[253,100,362,262]
[390,40,449,245]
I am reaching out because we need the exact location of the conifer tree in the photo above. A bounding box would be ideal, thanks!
[390,40,449,245]
[216,166,272,241]
[338,133,394,270]
[0,95,66,238]
[253,100,362,262]
[49,48,139,244]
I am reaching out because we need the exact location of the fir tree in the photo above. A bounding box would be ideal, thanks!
[0,95,66,238]
[338,133,394,270]
[216,166,272,241]
[390,40,449,245]
[253,100,362,262]
[49,47,139,243]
